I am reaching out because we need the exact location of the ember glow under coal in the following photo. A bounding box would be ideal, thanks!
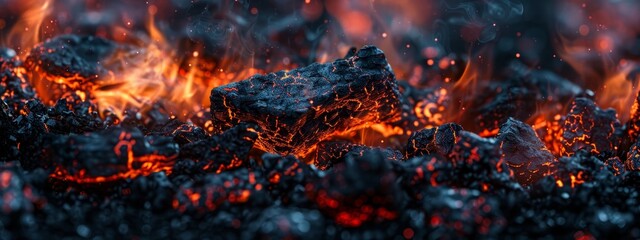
[3,0,640,239]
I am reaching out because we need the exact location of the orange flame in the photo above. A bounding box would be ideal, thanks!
[3,0,51,56]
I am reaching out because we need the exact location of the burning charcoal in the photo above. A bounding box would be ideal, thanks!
[314,141,403,170]
[243,207,326,239]
[1,54,37,114]
[604,156,626,176]
[405,123,463,159]
[174,168,270,214]
[25,35,115,89]
[179,123,258,173]
[262,154,313,205]
[562,98,622,156]
[421,187,505,238]
[307,149,406,227]
[626,140,640,171]
[47,127,178,183]
[14,100,50,170]
[44,94,104,134]
[210,46,401,156]
[627,91,640,145]
[497,118,554,186]
[552,151,616,189]
[387,81,449,135]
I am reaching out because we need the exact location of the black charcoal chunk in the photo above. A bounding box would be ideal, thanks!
[26,35,115,85]
[179,123,258,173]
[210,46,401,156]
[497,118,554,186]
[562,98,622,156]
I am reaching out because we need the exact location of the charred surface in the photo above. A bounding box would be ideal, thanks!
[210,46,401,156]
[497,118,554,186]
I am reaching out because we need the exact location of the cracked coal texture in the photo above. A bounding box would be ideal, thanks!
[497,118,554,186]
[562,97,622,156]
[179,123,258,173]
[210,46,401,156]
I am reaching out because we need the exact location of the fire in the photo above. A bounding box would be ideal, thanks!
[91,9,262,120]
[7,2,262,121]
[4,0,52,56]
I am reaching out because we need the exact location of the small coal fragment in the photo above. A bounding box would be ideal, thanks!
[179,123,258,173]
[243,207,326,239]
[174,168,270,214]
[562,97,622,156]
[262,154,313,205]
[47,127,178,183]
[405,123,463,159]
[210,46,401,156]
[25,35,116,89]
[497,118,554,186]
[307,149,406,227]
[314,141,403,170]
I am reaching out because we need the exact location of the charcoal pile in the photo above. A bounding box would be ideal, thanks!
[3,0,640,239]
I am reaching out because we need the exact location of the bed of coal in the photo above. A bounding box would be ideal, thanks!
[2,0,640,239]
